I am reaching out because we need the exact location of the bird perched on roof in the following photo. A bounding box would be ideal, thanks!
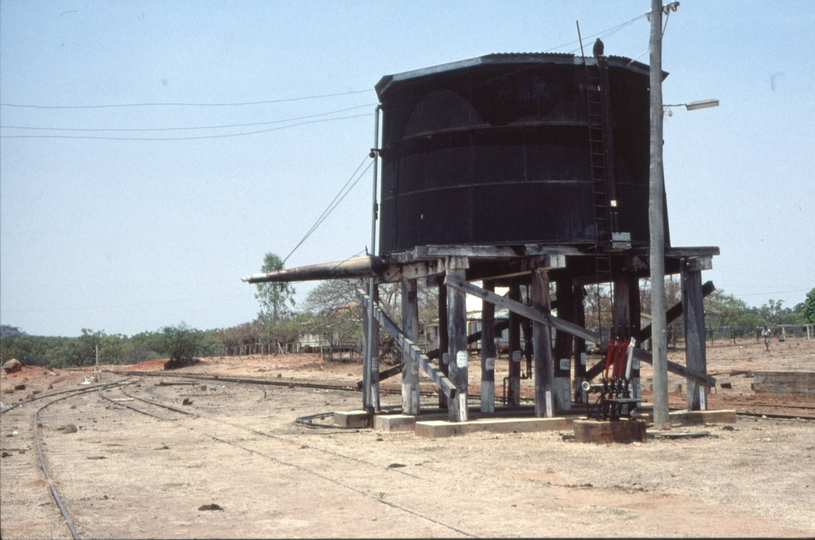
[593,38,604,57]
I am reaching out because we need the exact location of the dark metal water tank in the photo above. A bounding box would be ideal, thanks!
[375,53,668,256]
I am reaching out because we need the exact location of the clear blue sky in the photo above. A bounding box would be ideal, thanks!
[1,1,813,337]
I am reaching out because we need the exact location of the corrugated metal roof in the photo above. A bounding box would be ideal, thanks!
[375,52,661,99]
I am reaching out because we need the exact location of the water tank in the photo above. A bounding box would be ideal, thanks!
[375,53,668,257]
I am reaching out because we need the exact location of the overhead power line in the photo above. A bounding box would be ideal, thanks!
[0,88,376,110]
[1,103,375,133]
[282,155,374,265]
[0,112,372,141]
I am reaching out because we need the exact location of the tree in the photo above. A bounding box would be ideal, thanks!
[160,322,201,363]
[302,279,364,353]
[804,288,815,324]
[254,253,296,322]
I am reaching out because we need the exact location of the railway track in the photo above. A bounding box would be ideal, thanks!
[3,373,475,539]
[4,370,813,538]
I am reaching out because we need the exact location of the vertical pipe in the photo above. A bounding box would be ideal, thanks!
[365,106,381,415]
[649,0,670,427]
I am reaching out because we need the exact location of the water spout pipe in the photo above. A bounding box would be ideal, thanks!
[241,255,387,283]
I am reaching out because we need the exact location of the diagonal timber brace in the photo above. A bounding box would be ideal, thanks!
[356,288,457,400]
[444,274,716,388]
[585,280,716,381]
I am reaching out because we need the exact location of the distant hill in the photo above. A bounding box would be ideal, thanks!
[1,325,23,337]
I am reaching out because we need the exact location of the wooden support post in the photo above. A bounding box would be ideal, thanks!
[613,275,631,340]
[682,260,708,411]
[508,281,522,406]
[401,277,420,415]
[438,282,449,409]
[447,261,469,422]
[628,277,642,400]
[573,284,588,403]
[531,268,555,417]
[553,279,574,411]
[481,280,497,413]
[613,275,633,414]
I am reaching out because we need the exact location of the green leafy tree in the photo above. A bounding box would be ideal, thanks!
[302,279,364,349]
[255,253,296,322]
[803,288,815,324]
[160,322,202,362]
[77,329,104,366]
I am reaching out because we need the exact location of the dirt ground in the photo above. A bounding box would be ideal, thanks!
[1,337,814,538]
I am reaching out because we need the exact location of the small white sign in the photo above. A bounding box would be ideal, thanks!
[411,363,419,376]
[485,357,495,371]
[545,390,553,417]
[456,350,468,369]
[632,359,640,370]
[512,350,521,363]
[442,353,449,365]
[580,352,587,366]
[459,394,468,421]
[559,358,570,371]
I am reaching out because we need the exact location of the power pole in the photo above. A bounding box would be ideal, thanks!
[649,0,670,428]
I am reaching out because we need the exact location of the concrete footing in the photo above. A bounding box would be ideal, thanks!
[332,406,736,436]
[633,409,737,426]
[373,414,417,432]
[416,417,571,438]
[333,410,369,428]
[573,419,647,443]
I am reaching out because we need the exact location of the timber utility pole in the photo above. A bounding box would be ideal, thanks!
[649,0,677,428]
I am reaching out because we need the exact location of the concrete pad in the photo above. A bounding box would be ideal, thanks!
[573,419,647,443]
[415,416,572,438]
[633,409,737,426]
[754,371,815,397]
[373,414,416,432]
[333,410,368,428]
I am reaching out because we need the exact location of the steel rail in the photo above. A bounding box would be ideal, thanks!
[108,370,360,392]
[736,411,815,421]
[31,380,132,540]
[1,379,128,415]
[104,384,474,537]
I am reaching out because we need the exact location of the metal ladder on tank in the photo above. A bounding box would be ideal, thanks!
[584,56,616,337]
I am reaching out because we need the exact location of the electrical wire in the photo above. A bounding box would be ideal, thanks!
[0,103,375,133]
[0,112,372,141]
[282,156,373,265]
[0,88,376,110]
[543,13,645,55]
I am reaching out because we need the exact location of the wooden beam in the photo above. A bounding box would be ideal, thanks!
[446,264,469,422]
[481,280,497,413]
[508,281,522,406]
[531,268,554,417]
[426,320,510,360]
[683,265,707,410]
[356,289,456,399]
[444,275,716,388]
[640,281,716,342]
[401,277,420,415]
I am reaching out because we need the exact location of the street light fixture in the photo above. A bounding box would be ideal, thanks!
[684,98,719,111]
[664,98,719,116]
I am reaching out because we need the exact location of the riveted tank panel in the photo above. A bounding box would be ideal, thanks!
[375,53,668,257]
